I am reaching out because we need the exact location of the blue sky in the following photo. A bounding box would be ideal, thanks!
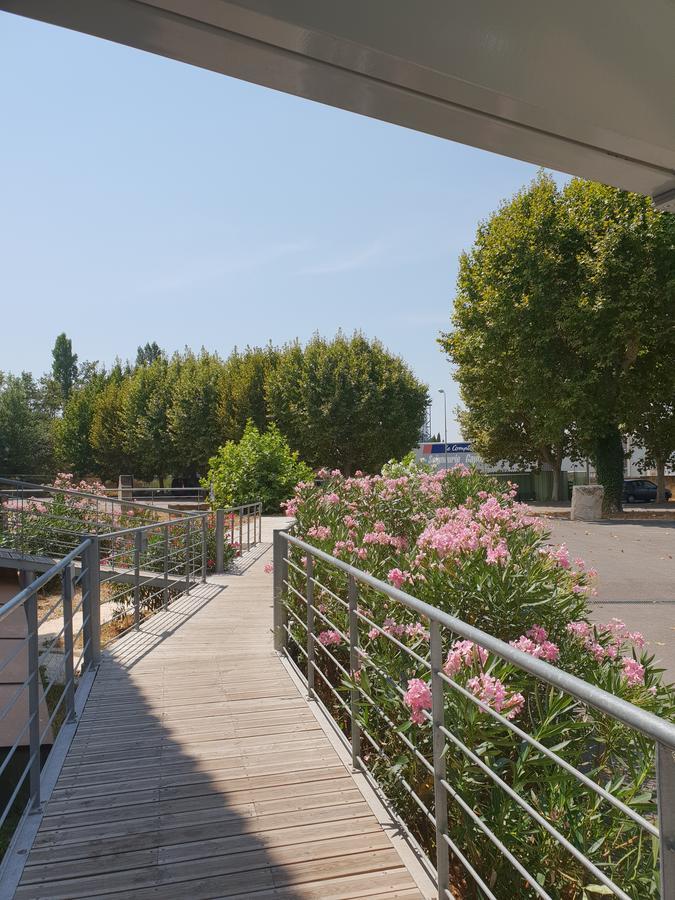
[1,13,566,438]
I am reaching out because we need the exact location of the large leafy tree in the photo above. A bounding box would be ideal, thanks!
[135,342,164,368]
[51,333,79,404]
[219,344,278,442]
[267,332,428,475]
[89,374,129,480]
[123,358,175,485]
[441,174,577,500]
[55,372,107,476]
[628,357,675,501]
[0,373,54,477]
[167,351,224,480]
[442,174,675,513]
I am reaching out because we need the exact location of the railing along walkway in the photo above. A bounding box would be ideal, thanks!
[12,521,424,899]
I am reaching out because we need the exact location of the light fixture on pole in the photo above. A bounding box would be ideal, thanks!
[438,389,448,471]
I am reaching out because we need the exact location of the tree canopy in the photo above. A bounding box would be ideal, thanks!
[51,333,79,404]
[266,332,429,476]
[441,174,675,511]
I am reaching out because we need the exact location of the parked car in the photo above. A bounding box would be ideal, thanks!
[622,479,672,503]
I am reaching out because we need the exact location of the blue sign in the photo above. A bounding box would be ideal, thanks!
[429,442,472,454]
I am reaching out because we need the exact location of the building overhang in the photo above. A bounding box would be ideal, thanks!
[2,0,674,209]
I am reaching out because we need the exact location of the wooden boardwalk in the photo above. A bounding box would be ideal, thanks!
[14,529,424,899]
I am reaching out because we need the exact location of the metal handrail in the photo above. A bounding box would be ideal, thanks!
[274,529,675,900]
[0,477,192,518]
[282,533,675,748]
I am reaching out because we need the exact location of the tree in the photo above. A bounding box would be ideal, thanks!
[441,174,675,513]
[54,374,106,476]
[205,421,313,512]
[167,352,224,480]
[561,180,675,512]
[267,332,428,475]
[123,358,175,485]
[0,373,54,476]
[629,357,675,501]
[51,333,78,404]
[89,376,129,480]
[440,173,576,500]
[219,344,278,442]
[135,342,164,368]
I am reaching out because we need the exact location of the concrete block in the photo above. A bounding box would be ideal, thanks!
[571,484,604,521]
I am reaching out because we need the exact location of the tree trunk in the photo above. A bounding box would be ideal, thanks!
[594,426,624,516]
[551,449,567,501]
[158,475,165,489]
[655,456,666,502]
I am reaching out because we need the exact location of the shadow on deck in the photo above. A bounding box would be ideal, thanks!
[9,557,423,899]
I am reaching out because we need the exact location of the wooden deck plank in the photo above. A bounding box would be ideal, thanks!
[16,538,424,900]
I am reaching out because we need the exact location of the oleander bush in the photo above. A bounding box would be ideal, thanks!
[282,465,674,899]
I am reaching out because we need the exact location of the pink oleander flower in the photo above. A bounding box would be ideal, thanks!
[526,625,548,643]
[567,621,591,639]
[403,678,432,725]
[383,617,406,638]
[318,630,342,647]
[343,515,358,528]
[368,627,379,640]
[263,563,273,574]
[466,672,525,719]
[628,631,646,649]
[443,640,489,676]
[485,539,509,565]
[405,622,430,641]
[323,492,341,506]
[330,469,342,477]
[552,544,570,568]
[307,525,331,540]
[467,673,525,719]
[622,657,645,686]
[387,568,413,589]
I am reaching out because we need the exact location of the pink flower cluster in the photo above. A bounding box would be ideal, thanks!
[509,626,560,662]
[443,640,488,676]
[367,619,430,642]
[566,619,646,685]
[318,630,342,647]
[387,568,413,589]
[307,525,331,540]
[467,673,525,719]
[403,678,432,725]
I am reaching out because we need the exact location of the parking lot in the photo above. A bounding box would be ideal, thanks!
[544,518,675,683]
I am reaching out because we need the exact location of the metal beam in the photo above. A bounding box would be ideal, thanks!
[1,0,674,205]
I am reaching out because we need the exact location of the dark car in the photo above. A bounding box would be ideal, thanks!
[622,479,672,503]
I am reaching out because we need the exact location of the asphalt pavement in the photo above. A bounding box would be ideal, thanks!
[543,518,675,683]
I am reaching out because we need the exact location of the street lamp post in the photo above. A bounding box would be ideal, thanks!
[438,389,448,471]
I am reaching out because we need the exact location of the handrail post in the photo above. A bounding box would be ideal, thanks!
[238,511,243,557]
[24,584,41,812]
[62,564,76,723]
[215,509,225,574]
[163,524,169,610]
[247,508,251,552]
[201,515,207,583]
[134,530,141,630]
[258,502,262,544]
[305,554,315,700]
[273,529,288,653]
[348,574,360,771]
[185,518,191,594]
[82,537,100,669]
[657,741,675,896]
[430,620,449,900]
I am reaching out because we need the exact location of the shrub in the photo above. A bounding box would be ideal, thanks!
[204,421,313,513]
[283,467,674,898]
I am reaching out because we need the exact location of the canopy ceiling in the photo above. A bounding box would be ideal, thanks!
[3,0,674,210]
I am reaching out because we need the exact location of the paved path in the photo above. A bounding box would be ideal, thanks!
[544,518,675,683]
[14,519,423,899]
